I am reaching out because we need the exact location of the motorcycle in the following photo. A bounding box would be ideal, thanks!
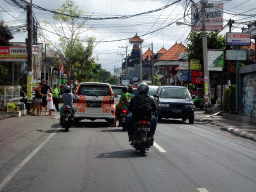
[119,108,128,131]
[130,117,153,156]
[60,105,73,132]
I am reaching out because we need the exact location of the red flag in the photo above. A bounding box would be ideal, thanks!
[59,60,63,73]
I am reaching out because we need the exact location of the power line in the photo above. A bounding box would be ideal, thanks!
[9,0,182,21]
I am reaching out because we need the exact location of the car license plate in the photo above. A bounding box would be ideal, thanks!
[172,109,181,113]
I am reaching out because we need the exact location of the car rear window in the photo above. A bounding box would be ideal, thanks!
[78,85,111,96]
[160,87,191,99]
[148,88,158,96]
[112,87,123,95]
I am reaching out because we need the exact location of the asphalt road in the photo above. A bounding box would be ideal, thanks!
[0,117,256,192]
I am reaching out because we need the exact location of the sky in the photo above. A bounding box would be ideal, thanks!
[1,0,256,75]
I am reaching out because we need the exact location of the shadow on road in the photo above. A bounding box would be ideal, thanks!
[100,128,124,132]
[72,121,110,128]
[96,149,144,158]
[159,119,187,124]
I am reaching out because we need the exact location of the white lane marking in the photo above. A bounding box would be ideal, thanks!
[153,142,166,152]
[0,132,57,191]
[197,188,209,192]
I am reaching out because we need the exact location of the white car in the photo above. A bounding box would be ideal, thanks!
[73,82,115,125]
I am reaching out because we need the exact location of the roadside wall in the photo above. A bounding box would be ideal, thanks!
[240,64,256,117]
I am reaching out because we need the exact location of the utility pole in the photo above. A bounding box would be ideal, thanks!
[140,43,142,82]
[26,0,33,113]
[119,46,128,79]
[151,42,155,85]
[117,53,125,79]
[201,0,211,106]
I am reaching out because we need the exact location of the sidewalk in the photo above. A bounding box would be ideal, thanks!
[195,109,256,142]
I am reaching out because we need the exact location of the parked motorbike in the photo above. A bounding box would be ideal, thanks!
[119,108,128,131]
[130,118,153,156]
[60,105,73,132]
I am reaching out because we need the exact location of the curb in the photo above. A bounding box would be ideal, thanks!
[219,125,256,142]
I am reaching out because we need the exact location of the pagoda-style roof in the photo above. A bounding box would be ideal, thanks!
[129,33,143,43]
[142,48,155,61]
[157,47,167,54]
[158,43,186,61]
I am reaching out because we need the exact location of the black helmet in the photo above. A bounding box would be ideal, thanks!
[137,83,149,94]
[64,86,71,93]
[128,86,133,94]
[122,86,128,93]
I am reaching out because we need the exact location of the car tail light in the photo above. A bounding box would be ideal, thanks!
[122,109,127,115]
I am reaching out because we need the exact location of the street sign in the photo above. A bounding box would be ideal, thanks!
[226,33,251,46]
[225,50,246,61]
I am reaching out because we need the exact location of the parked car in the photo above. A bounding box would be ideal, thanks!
[73,82,115,125]
[154,86,195,124]
[111,85,125,105]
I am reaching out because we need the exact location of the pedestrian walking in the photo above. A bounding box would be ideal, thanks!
[52,84,60,111]
[31,83,43,116]
[41,79,53,115]
[47,93,54,116]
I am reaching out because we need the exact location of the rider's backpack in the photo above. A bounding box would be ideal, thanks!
[133,95,152,119]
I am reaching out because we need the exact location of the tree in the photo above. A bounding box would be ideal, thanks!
[41,0,96,83]
[94,68,118,84]
[0,64,11,86]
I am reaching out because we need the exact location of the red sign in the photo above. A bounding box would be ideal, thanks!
[0,47,10,54]
[191,71,204,84]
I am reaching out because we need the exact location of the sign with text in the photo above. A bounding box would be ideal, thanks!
[226,33,251,46]
[191,2,223,31]
[190,59,200,70]
[208,50,224,71]
[225,50,246,61]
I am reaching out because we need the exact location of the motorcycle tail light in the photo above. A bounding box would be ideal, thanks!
[122,109,127,115]
[141,120,147,125]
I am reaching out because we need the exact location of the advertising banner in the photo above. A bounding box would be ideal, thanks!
[191,71,204,84]
[191,2,223,31]
[190,59,200,70]
[208,50,224,71]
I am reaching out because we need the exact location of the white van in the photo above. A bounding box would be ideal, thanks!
[73,82,115,125]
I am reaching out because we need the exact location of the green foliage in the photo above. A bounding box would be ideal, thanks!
[7,103,16,109]
[222,88,230,111]
[188,83,195,90]
[67,38,98,82]
[0,65,11,85]
[154,74,161,86]
[229,85,236,112]
[93,68,118,84]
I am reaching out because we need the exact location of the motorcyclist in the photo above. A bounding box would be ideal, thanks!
[59,86,76,119]
[126,83,157,142]
[111,86,132,127]
[128,86,134,96]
